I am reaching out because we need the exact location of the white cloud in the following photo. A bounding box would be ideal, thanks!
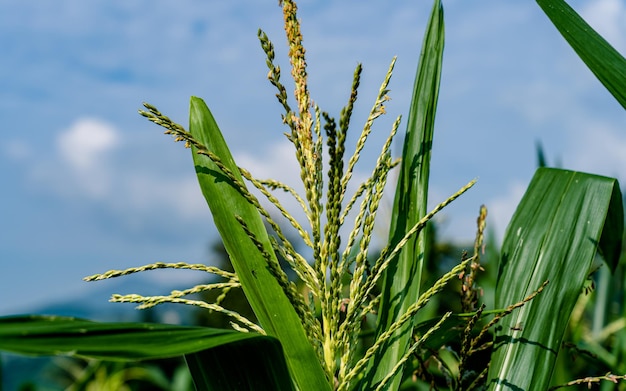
[37,118,120,199]
[27,117,208,229]
[57,117,119,172]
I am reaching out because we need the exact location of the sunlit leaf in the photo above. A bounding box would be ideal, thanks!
[188,97,330,391]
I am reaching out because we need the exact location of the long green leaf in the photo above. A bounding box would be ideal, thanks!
[0,315,294,391]
[188,97,330,391]
[0,315,265,361]
[536,0,626,109]
[361,1,444,389]
[487,167,623,390]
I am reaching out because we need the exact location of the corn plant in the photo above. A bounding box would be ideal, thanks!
[1,0,625,390]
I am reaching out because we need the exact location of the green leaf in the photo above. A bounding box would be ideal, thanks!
[536,0,626,109]
[487,167,623,390]
[185,336,295,391]
[0,315,294,391]
[0,315,265,361]
[188,97,331,391]
[362,0,444,389]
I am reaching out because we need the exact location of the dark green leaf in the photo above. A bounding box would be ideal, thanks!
[185,337,295,391]
[487,167,623,390]
[0,315,264,361]
[536,0,626,109]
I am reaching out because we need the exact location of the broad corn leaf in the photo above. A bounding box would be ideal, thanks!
[487,168,623,390]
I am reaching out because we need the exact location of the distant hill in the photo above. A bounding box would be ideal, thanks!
[27,272,204,323]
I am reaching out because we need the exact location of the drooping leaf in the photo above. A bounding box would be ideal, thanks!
[487,167,623,390]
[0,315,295,391]
[0,315,265,361]
[362,0,445,389]
[188,97,330,391]
[536,0,626,109]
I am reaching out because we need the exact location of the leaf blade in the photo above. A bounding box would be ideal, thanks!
[0,315,262,361]
[188,97,330,391]
[487,168,623,390]
[0,315,295,391]
[536,0,626,109]
[362,1,445,389]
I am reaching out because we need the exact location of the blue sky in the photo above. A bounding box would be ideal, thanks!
[1,0,625,315]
